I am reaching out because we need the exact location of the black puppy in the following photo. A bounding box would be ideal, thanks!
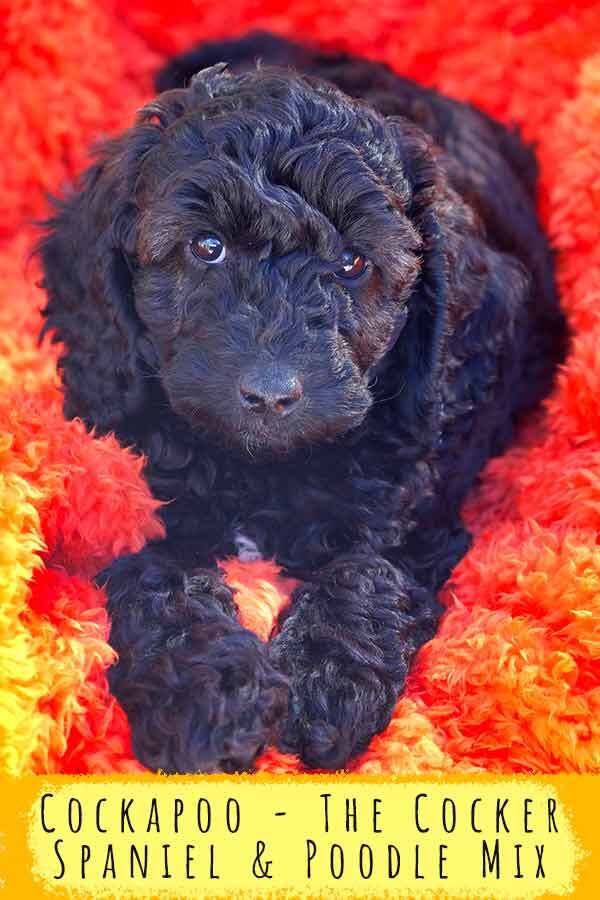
[39,33,566,773]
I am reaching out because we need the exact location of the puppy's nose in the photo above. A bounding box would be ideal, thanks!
[239,368,303,416]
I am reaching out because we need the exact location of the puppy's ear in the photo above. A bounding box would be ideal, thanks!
[386,123,450,441]
[38,127,162,435]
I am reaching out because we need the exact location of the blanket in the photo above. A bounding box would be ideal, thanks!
[1,0,599,775]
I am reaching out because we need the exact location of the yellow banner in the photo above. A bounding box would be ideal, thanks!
[0,774,598,897]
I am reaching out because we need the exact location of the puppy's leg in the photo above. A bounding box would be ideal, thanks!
[270,554,441,770]
[98,545,289,773]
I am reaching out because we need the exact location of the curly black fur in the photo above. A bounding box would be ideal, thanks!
[38,32,567,772]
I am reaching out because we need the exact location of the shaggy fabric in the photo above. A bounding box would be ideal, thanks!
[0,0,598,775]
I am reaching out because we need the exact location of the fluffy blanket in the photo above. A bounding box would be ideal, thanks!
[1,0,599,776]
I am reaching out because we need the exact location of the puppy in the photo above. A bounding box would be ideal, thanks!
[39,32,566,772]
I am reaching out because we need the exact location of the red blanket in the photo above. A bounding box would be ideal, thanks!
[1,0,598,775]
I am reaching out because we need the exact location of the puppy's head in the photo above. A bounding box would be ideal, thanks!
[41,65,447,458]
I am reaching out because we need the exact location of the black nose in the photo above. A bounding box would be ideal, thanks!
[239,368,303,415]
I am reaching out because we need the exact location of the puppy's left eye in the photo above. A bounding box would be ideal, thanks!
[335,251,367,280]
[190,234,226,264]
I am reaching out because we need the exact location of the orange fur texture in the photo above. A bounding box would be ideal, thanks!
[0,0,598,774]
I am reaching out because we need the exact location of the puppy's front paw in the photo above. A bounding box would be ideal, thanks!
[122,622,290,774]
[279,671,393,771]
[272,617,398,770]
[270,557,439,770]
[104,558,289,773]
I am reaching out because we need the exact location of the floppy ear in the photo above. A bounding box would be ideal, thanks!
[38,109,176,435]
[384,123,451,442]
[387,118,531,460]
[394,205,449,436]
[39,165,140,434]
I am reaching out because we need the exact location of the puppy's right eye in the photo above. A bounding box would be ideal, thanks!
[190,234,226,264]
